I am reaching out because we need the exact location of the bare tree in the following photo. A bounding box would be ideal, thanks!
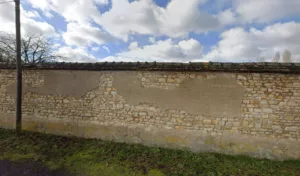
[272,52,280,62]
[0,33,15,63]
[282,49,292,63]
[0,32,64,64]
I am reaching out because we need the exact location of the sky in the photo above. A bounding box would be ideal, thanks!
[0,0,300,63]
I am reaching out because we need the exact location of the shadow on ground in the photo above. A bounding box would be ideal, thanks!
[0,160,75,176]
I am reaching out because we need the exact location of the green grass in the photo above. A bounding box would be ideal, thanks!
[0,128,299,176]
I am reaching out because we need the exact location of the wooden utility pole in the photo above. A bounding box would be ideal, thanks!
[15,0,22,135]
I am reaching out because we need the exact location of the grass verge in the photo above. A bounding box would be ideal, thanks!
[0,128,299,176]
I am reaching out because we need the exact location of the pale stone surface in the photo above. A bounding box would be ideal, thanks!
[0,70,299,159]
[113,72,245,117]
[1,113,299,160]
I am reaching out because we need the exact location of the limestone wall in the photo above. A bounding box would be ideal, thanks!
[0,68,299,160]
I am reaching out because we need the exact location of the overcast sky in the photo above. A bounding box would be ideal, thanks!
[0,0,300,62]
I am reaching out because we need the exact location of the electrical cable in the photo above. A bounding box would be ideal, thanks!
[0,0,14,5]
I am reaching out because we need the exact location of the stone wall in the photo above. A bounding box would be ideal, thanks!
[0,64,299,160]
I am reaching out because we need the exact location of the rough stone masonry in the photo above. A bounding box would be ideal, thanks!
[0,62,299,160]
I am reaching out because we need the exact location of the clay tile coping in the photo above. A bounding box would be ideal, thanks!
[0,62,299,73]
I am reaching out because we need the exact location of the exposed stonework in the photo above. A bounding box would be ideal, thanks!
[0,68,299,160]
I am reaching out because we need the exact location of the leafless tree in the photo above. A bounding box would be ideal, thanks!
[0,33,15,63]
[282,49,292,63]
[0,32,64,64]
[272,52,280,62]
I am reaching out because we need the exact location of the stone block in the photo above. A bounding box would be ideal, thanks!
[254,109,262,113]
[293,83,300,87]
[262,108,273,113]
[272,125,282,130]
[268,100,278,105]
[243,100,249,104]
[287,102,297,106]
[285,126,298,132]
[167,78,175,83]
[203,119,211,124]
[139,112,147,116]
[237,75,247,80]
[226,122,233,127]
[211,120,218,125]
[158,78,166,83]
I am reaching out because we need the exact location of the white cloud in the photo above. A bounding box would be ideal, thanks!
[26,0,50,16]
[102,46,110,53]
[56,46,98,62]
[22,9,40,19]
[22,18,57,36]
[216,9,236,25]
[92,47,100,52]
[102,38,204,62]
[27,0,221,42]
[101,56,143,62]
[178,39,203,58]
[53,43,61,49]
[19,0,300,64]
[26,0,108,24]
[215,0,300,26]
[129,42,139,50]
[26,0,114,50]
[235,0,300,23]
[204,22,300,62]
[94,0,109,5]
[98,0,219,41]
[148,37,155,43]
[62,22,115,47]
[219,0,300,24]
[0,3,56,36]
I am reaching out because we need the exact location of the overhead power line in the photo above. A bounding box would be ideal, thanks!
[0,0,14,5]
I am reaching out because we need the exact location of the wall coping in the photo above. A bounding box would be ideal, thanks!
[0,62,299,73]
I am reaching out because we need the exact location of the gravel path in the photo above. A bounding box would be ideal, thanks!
[0,160,75,176]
